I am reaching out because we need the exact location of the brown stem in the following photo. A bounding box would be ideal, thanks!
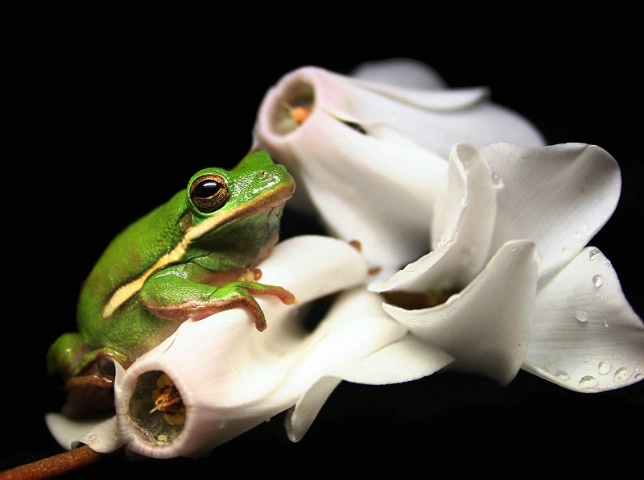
[0,445,118,480]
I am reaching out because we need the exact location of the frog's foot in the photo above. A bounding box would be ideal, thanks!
[239,282,296,307]
[219,282,296,332]
[145,282,296,332]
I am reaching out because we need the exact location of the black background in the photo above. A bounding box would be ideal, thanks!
[5,7,643,477]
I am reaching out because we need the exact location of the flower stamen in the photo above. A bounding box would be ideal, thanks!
[128,371,186,446]
[150,374,185,425]
[283,102,312,125]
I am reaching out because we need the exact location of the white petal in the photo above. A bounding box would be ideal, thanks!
[372,142,497,293]
[349,57,448,89]
[523,246,644,392]
[322,66,545,153]
[253,63,545,166]
[283,288,439,442]
[271,288,408,400]
[334,335,454,385]
[284,376,342,442]
[45,413,123,453]
[342,78,547,158]
[253,62,545,270]
[383,240,538,385]
[258,235,369,305]
[257,105,448,274]
[481,143,622,277]
[283,317,452,443]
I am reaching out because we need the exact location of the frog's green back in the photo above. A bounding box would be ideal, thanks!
[76,192,189,342]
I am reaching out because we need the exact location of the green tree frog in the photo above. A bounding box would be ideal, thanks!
[47,151,296,417]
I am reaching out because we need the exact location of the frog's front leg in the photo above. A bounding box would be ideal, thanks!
[140,263,296,331]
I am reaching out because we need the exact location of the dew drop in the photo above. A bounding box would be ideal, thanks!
[578,375,599,390]
[598,361,611,374]
[555,370,569,381]
[614,367,629,383]
[575,310,589,323]
[592,274,603,287]
[492,173,504,188]
[588,248,600,260]
[584,354,592,363]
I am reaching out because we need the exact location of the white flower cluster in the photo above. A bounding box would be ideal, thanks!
[46,58,644,460]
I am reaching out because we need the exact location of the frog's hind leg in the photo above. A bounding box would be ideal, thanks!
[63,349,131,418]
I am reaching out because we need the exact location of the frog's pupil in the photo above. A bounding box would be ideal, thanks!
[195,180,223,198]
[190,174,229,213]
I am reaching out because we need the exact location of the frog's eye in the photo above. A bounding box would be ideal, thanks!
[189,174,229,213]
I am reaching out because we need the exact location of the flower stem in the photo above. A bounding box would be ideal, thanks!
[0,445,118,480]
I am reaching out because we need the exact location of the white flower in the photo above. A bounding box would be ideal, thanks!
[46,235,451,459]
[252,58,546,278]
[372,141,644,392]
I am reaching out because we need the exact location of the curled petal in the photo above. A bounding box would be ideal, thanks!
[481,142,622,276]
[349,57,449,90]
[257,101,447,275]
[372,142,497,293]
[285,376,342,443]
[382,240,539,385]
[334,335,453,385]
[45,412,123,453]
[284,331,454,442]
[252,60,545,274]
[523,246,644,392]
[284,288,453,442]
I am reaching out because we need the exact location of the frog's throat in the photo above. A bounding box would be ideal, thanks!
[102,184,293,319]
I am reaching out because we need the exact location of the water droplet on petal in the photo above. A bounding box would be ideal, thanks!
[614,367,629,383]
[592,274,603,287]
[492,173,504,188]
[598,361,611,374]
[575,310,589,323]
[579,375,599,390]
[555,370,569,381]
[584,354,592,363]
[589,248,600,260]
